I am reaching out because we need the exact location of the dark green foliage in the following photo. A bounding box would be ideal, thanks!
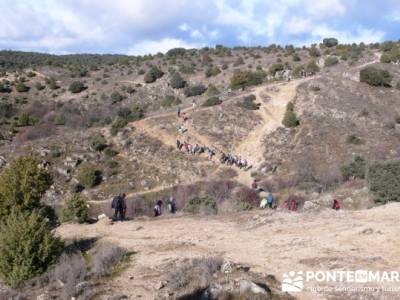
[202,97,222,107]
[0,211,64,287]
[184,196,217,215]
[292,53,301,61]
[15,81,29,92]
[166,48,186,57]
[184,84,207,97]
[76,163,102,188]
[104,147,119,157]
[229,70,267,89]
[0,102,13,119]
[144,66,164,83]
[161,95,182,108]
[205,66,221,77]
[341,156,367,180]
[17,112,31,126]
[110,116,128,135]
[306,60,320,73]
[269,63,284,76]
[46,77,59,90]
[0,82,12,93]
[205,84,220,96]
[68,81,86,93]
[368,160,400,203]
[117,105,145,122]
[323,38,339,47]
[110,91,124,103]
[360,67,392,87]
[346,134,363,145]
[236,94,260,110]
[309,46,321,57]
[324,56,339,67]
[90,134,107,151]
[61,194,89,223]
[170,72,186,89]
[0,156,53,222]
[282,102,299,128]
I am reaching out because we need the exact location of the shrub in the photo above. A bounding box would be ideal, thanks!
[15,81,29,92]
[0,156,53,222]
[162,95,182,107]
[17,112,31,126]
[184,84,207,97]
[346,134,363,145]
[233,57,244,66]
[184,196,217,215]
[170,72,186,89]
[90,134,107,151]
[61,194,89,223]
[292,53,301,61]
[229,70,266,89]
[360,67,392,87]
[110,116,128,135]
[236,94,260,110]
[166,48,186,57]
[324,56,339,67]
[68,81,86,93]
[269,63,284,76]
[323,38,338,47]
[205,66,221,77]
[35,82,45,91]
[76,163,102,188]
[306,60,320,73]
[309,46,321,57]
[144,66,164,83]
[0,211,64,287]
[380,53,392,63]
[46,77,59,90]
[368,160,400,203]
[110,91,124,103]
[202,97,222,107]
[341,155,367,180]
[205,84,220,96]
[104,147,118,157]
[282,102,299,127]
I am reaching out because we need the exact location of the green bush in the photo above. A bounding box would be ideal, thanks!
[183,84,207,97]
[269,63,284,76]
[202,97,222,107]
[306,60,320,73]
[161,95,182,107]
[236,94,260,110]
[166,48,186,57]
[229,70,267,89]
[17,112,31,126]
[184,196,217,215]
[205,66,221,77]
[110,91,124,103]
[324,56,339,67]
[368,160,400,203]
[323,38,338,48]
[61,194,89,223]
[0,156,53,222]
[76,163,102,188]
[309,46,321,57]
[233,57,244,66]
[346,134,363,145]
[15,81,29,92]
[46,77,59,90]
[360,67,392,87]
[144,66,164,83]
[104,147,119,157]
[110,116,128,135]
[170,72,186,89]
[90,134,107,151]
[341,155,367,180]
[117,105,145,122]
[68,81,86,93]
[0,211,64,287]
[282,102,299,127]
[205,84,220,96]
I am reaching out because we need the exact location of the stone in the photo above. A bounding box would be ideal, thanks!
[238,279,266,294]
[154,280,167,290]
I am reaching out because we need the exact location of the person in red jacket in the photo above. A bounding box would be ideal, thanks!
[332,199,341,210]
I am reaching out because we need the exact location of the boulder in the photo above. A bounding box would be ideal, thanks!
[238,279,266,294]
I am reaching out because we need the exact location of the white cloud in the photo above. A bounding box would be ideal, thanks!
[304,0,346,18]
[385,11,400,22]
[127,38,203,55]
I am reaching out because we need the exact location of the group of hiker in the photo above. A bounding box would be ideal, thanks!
[176,139,216,160]
[220,153,252,170]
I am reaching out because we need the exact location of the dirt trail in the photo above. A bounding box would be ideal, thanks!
[58,202,400,299]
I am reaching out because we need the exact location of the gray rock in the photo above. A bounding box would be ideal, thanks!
[238,279,266,294]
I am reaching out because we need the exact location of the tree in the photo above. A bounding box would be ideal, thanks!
[0,156,53,222]
[61,194,89,223]
[183,84,207,97]
[360,67,392,87]
[0,211,64,287]
[144,66,164,83]
[170,72,186,89]
[68,81,86,93]
[76,163,102,188]
[341,155,367,180]
[282,102,300,128]
[368,160,400,203]
[323,38,339,48]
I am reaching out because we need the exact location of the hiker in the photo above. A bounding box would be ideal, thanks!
[332,199,341,210]
[251,180,258,190]
[176,139,181,150]
[267,192,274,208]
[167,196,177,214]
[289,198,298,211]
[177,106,181,117]
[111,193,127,221]
[282,199,289,209]
[183,141,189,153]
[154,200,163,217]
[259,197,268,209]
[193,143,200,154]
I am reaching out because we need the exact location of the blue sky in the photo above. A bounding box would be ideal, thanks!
[1,0,399,55]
